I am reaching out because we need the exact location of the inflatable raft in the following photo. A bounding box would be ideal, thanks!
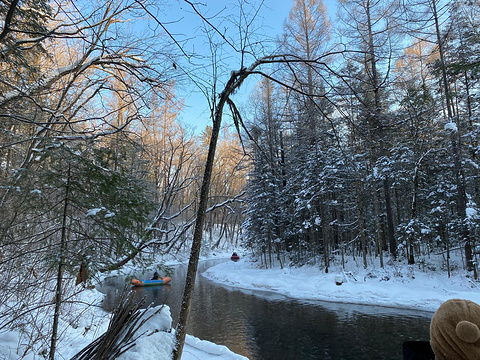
[131,277,171,287]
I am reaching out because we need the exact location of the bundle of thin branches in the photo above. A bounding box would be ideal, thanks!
[71,286,165,360]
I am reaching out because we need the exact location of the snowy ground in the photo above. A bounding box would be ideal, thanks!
[203,255,480,313]
[0,297,247,360]
[0,250,248,360]
[2,250,480,359]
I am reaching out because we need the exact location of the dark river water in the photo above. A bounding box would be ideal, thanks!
[97,259,433,360]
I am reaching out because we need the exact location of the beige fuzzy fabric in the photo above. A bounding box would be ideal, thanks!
[430,299,480,360]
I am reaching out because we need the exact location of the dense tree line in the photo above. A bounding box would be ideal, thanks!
[243,0,480,274]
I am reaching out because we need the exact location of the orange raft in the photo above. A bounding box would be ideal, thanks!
[131,277,171,287]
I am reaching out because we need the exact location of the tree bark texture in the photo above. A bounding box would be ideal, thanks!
[173,67,250,360]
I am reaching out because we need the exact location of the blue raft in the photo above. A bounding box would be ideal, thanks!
[131,277,171,287]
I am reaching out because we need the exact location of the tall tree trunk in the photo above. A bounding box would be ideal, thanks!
[356,180,368,269]
[464,70,480,206]
[383,178,396,258]
[280,130,287,188]
[372,183,384,267]
[173,100,223,360]
[431,0,473,274]
[173,67,249,360]
[366,0,396,258]
[320,203,330,272]
[49,165,71,360]
[408,162,420,265]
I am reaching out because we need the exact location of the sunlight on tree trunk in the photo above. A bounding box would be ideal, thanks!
[173,66,250,359]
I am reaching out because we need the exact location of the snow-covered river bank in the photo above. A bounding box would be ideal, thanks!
[96,256,459,359]
[204,257,480,313]
[3,254,478,359]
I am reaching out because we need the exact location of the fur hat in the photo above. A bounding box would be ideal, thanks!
[430,299,480,360]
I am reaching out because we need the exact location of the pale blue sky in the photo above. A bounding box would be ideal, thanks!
[163,0,337,134]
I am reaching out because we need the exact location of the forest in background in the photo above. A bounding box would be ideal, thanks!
[0,0,479,358]
[244,0,480,274]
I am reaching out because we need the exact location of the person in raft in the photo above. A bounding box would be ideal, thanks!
[151,271,160,280]
[430,298,480,360]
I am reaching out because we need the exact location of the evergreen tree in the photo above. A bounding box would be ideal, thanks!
[337,0,403,261]
[279,0,336,268]
[243,77,290,268]
[443,0,480,218]
[0,142,156,355]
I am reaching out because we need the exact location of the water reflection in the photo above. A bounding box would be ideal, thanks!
[97,260,433,360]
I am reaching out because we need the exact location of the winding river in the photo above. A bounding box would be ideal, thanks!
[97,259,433,359]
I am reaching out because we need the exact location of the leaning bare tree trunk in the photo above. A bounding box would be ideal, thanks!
[172,119,219,359]
[173,67,249,360]
[172,49,331,358]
